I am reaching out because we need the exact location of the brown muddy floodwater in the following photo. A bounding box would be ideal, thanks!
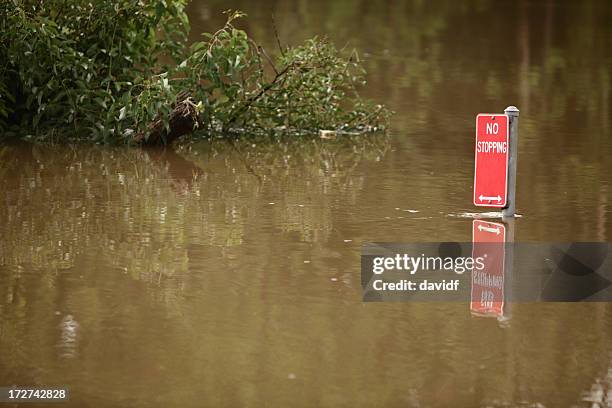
[1,1,612,407]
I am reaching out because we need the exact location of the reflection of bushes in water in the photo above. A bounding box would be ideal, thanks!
[0,135,389,282]
[178,133,390,240]
[0,145,203,281]
[178,132,389,181]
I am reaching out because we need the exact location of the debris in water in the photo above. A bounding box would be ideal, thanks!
[319,130,336,139]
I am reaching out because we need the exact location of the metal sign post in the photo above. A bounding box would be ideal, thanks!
[502,106,519,218]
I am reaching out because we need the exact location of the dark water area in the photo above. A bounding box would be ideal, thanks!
[1,1,612,407]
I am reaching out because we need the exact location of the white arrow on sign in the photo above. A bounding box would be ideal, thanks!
[478,225,501,235]
[479,195,502,202]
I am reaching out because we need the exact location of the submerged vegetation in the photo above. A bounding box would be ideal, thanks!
[0,1,390,144]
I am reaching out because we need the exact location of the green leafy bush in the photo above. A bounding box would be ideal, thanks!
[0,1,390,144]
